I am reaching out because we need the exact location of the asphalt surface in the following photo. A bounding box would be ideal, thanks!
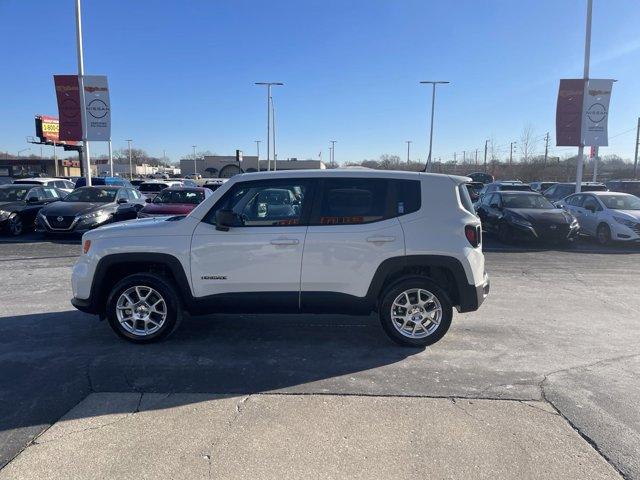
[0,232,639,478]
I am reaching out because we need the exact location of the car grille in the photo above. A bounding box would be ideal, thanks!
[631,224,640,236]
[47,215,75,229]
[536,223,570,240]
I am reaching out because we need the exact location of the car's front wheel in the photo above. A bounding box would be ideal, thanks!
[7,213,24,236]
[106,273,182,343]
[379,277,453,347]
[596,223,612,245]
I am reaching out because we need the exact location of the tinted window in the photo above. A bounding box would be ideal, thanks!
[501,193,554,209]
[458,184,475,214]
[140,183,169,193]
[395,180,421,216]
[582,184,608,192]
[316,178,388,225]
[64,187,118,203]
[0,186,31,201]
[154,189,205,205]
[204,180,308,227]
[498,184,531,192]
[26,187,44,200]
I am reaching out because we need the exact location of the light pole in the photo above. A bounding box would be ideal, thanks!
[255,82,283,171]
[75,0,91,186]
[192,145,197,177]
[126,139,133,179]
[420,80,449,172]
[575,0,593,193]
[255,140,261,161]
[406,141,412,163]
[330,140,337,166]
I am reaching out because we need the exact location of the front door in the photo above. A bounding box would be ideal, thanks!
[190,178,313,311]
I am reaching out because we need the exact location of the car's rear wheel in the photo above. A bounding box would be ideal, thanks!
[106,273,182,343]
[596,223,612,245]
[7,214,23,236]
[379,277,453,347]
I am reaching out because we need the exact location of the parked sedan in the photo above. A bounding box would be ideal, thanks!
[138,186,211,218]
[561,192,640,245]
[36,186,146,235]
[138,180,184,200]
[476,191,579,244]
[13,177,75,194]
[0,185,65,236]
[543,182,607,204]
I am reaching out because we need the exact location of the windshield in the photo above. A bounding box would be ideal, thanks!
[153,189,204,205]
[140,183,169,192]
[502,193,554,209]
[599,194,640,210]
[0,186,31,202]
[499,184,531,191]
[63,187,118,203]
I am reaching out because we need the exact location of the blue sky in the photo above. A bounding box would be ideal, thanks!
[1,0,639,163]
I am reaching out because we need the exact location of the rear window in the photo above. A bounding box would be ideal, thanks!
[499,184,531,191]
[140,183,168,193]
[458,185,475,213]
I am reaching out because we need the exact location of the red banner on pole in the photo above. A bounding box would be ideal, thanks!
[54,75,83,141]
[556,79,585,147]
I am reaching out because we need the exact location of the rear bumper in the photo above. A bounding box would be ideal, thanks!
[457,272,490,313]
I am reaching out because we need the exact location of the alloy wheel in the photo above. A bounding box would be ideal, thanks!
[8,214,23,236]
[116,286,167,336]
[390,288,442,339]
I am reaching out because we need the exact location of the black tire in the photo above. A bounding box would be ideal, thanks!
[106,273,182,343]
[497,222,512,244]
[379,277,453,348]
[596,223,612,246]
[7,213,24,236]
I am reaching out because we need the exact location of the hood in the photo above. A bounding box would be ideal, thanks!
[611,210,640,222]
[83,214,197,239]
[505,208,572,224]
[40,201,115,217]
[140,203,196,215]
[0,200,28,213]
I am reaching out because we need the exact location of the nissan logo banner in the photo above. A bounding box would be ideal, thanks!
[556,78,614,147]
[83,75,111,141]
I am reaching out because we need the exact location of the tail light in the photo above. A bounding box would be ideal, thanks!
[465,225,481,248]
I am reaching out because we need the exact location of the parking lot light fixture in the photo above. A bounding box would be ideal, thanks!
[255,82,284,171]
[420,81,450,172]
[192,145,197,177]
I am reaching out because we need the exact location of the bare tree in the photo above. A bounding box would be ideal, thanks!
[519,124,537,163]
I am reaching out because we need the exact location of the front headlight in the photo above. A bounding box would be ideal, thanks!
[613,216,638,228]
[78,211,111,222]
[0,210,10,221]
[510,216,532,228]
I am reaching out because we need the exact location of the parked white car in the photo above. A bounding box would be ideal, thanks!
[71,170,490,347]
[13,177,75,195]
[561,192,640,244]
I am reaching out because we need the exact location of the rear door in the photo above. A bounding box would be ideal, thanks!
[580,195,602,235]
[300,177,409,310]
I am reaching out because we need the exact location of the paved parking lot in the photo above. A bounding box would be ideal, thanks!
[1,234,639,478]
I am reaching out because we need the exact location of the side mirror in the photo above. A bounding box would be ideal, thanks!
[145,198,152,203]
[117,198,128,204]
[215,209,236,231]
[27,197,40,204]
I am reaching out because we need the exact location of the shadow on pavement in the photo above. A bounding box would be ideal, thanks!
[0,309,418,467]
[483,232,640,255]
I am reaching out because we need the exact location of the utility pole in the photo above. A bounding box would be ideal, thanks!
[543,132,549,169]
[509,142,516,164]
[255,82,284,171]
[127,139,133,179]
[575,0,593,193]
[406,141,412,163]
[634,117,640,179]
[255,140,261,161]
[192,145,197,177]
[463,150,466,164]
[420,80,450,172]
[75,0,91,186]
[484,139,489,171]
[330,140,337,166]
[453,152,457,163]
[475,149,478,166]
[108,140,113,177]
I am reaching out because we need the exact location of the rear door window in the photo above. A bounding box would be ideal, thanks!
[312,178,390,225]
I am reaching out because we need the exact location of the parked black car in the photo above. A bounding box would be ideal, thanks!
[36,186,146,235]
[0,184,65,236]
[476,191,579,244]
[530,181,558,193]
[543,182,607,203]
[605,180,640,196]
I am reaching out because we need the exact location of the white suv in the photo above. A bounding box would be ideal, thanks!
[71,170,489,347]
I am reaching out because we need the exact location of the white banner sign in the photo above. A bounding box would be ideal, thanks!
[581,79,614,147]
[83,75,111,141]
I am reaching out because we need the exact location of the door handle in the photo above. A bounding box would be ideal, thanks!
[270,238,299,245]
[366,236,396,243]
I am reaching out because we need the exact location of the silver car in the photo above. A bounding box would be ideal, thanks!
[561,192,640,245]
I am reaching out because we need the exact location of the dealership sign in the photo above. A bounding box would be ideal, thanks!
[54,75,83,141]
[556,78,614,147]
[83,75,111,141]
[54,74,111,141]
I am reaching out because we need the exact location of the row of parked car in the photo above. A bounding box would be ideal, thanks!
[469,179,640,245]
[0,175,227,236]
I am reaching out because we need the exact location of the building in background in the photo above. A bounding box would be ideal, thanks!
[180,155,326,178]
[0,157,80,178]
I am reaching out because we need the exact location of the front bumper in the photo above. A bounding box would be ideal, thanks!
[36,215,112,234]
[509,222,579,242]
